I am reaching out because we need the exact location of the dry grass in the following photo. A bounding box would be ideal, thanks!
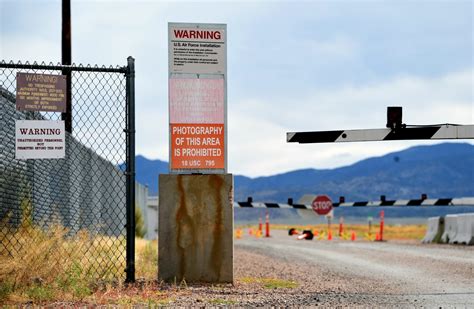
[0,223,158,304]
[135,238,158,279]
[0,224,122,302]
[255,223,427,240]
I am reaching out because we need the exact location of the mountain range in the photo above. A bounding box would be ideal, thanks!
[135,142,474,202]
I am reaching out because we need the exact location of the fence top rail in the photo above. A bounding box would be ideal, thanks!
[0,60,128,74]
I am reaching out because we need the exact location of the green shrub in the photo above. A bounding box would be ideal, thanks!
[135,206,147,238]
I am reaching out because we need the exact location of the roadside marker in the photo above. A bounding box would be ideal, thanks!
[265,211,271,237]
[379,210,385,241]
[235,228,243,239]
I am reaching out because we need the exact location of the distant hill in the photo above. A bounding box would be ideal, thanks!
[135,143,474,201]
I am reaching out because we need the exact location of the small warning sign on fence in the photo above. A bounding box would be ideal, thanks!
[16,72,67,112]
[15,120,65,159]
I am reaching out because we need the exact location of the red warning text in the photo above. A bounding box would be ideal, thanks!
[171,124,224,170]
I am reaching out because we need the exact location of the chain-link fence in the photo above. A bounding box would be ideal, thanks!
[0,59,135,282]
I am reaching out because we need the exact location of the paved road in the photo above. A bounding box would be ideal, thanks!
[236,230,474,306]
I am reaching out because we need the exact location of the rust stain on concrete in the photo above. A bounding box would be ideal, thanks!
[209,174,224,280]
[176,175,194,279]
[159,174,233,283]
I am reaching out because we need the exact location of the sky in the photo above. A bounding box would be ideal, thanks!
[1,0,473,177]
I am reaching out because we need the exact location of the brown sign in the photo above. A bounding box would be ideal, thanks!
[16,73,67,112]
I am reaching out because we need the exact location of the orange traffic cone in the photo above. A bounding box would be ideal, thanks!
[375,233,380,241]
[265,212,271,238]
[328,230,333,240]
[351,231,356,241]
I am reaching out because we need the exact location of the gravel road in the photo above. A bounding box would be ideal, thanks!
[232,229,474,307]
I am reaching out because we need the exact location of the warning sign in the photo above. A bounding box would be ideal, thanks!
[15,120,65,159]
[16,73,67,112]
[169,22,227,173]
[171,124,224,169]
[169,23,226,74]
[169,78,225,170]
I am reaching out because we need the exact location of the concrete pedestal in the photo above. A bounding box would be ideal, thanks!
[158,174,233,283]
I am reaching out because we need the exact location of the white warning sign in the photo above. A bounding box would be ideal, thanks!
[15,120,65,159]
[169,23,226,74]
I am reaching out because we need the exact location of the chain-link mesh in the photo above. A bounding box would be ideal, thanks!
[0,61,129,281]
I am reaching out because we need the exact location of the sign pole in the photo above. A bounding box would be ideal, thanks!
[61,0,72,133]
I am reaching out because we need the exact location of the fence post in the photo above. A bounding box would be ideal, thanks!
[61,0,72,133]
[125,56,136,283]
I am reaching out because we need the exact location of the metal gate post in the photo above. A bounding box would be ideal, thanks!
[125,56,136,283]
[61,0,72,133]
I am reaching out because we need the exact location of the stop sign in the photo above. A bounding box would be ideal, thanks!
[312,195,333,215]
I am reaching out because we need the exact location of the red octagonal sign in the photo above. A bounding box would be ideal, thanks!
[312,195,333,215]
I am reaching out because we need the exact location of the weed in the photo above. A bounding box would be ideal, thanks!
[56,261,92,299]
[135,239,158,279]
[0,281,13,302]
[240,277,298,289]
[0,224,125,302]
[135,206,147,238]
[239,277,258,284]
[262,278,298,289]
[25,284,54,302]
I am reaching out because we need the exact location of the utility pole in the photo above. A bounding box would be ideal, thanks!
[62,0,72,133]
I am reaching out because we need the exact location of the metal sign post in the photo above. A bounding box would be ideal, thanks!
[125,56,136,283]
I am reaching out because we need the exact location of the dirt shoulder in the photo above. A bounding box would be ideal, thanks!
[4,235,473,307]
[88,247,410,307]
